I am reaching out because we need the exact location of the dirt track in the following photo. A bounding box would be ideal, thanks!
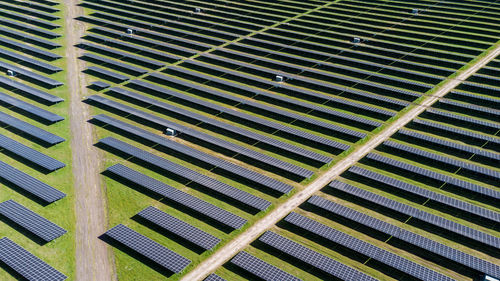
[65,1,115,280]
[180,44,500,281]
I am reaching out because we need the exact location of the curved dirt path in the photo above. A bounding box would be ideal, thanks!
[65,1,115,280]
[181,44,500,281]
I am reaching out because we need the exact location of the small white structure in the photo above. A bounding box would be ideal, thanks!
[6,70,15,77]
[126,28,134,35]
[352,37,361,44]
[411,8,419,15]
[482,275,500,281]
[165,128,177,136]
[275,75,284,82]
[194,7,202,13]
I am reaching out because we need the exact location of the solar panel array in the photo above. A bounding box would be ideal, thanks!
[137,206,221,251]
[284,212,454,281]
[307,195,500,278]
[203,273,226,281]
[258,231,378,281]
[99,137,271,212]
[77,0,500,279]
[93,114,295,193]
[0,237,66,281]
[0,200,66,242]
[104,224,191,273]
[329,180,500,249]
[105,164,247,230]
[229,251,302,281]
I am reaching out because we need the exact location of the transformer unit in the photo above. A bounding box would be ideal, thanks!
[275,75,284,82]
[165,128,177,136]
[126,28,134,35]
[352,37,361,44]
[411,8,419,15]
[6,70,15,77]
[194,7,202,13]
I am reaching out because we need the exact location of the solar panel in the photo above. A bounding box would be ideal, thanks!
[204,273,226,281]
[0,76,63,104]
[424,108,500,135]
[328,180,500,249]
[258,231,377,281]
[364,153,500,200]
[0,26,60,50]
[0,47,62,73]
[381,140,500,184]
[84,34,182,63]
[0,35,61,60]
[409,118,500,152]
[0,134,65,172]
[93,114,296,193]
[98,137,271,212]
[0,61,62,88]
[230,251,302,281]
[0,17,60,39]
[81,53,148,76]
[435,98,499,121]
[100,87,332,164]
[307,195,500,278]
[137,206,220,251]
[0,237,66,281]
[0,92,64,123]
[85,66,129,83]
[161,66,379,132]
[0,200,66,242]
[0,111,65,145]
[142,72,363,145]
[447,91,500,111]
[119,76,344,154]
[105,164,246,230]
[104,224,191,273]
[285,212,454,281]
[395,129,499,167]
[79,42,164,69]
[86,96,314,177]
[0,2,60,21]
[0,160,66,203]
[347,166,499,223]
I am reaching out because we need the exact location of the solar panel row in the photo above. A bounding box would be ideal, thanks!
[137,206,221,251]
[0,8,60,30]
[146,71,370,139]
[0,92,64,123]
[0,2,60,21]
[0,35,61,61]
[0,160,65,203]
[0,76,63,104]
[230,251,302,281]
[81,52,148,76]
[203,273,226,281]
[284,212,454,281]
[0,17,60,39]
[0,134,65,172]
[93,114,296,193]
[381,140,500,184]
[104,224,191,274]
[0,47,62,73]
[258,231,378,281]
[87,95,314,177]
[0,237,66,281]
[347,166,499,223]
[105,164,247,230]
[84,33,182,63]
[102,87,332,164]
[0,200,66,242]
[424,108,500,135]
[79,42,164,69]
[364,153,500,200]
[409,119,500,152]
[162,66,380,131]
[98,137,271,212]
[0,111,65,145]
[85,66,129,83]
[328,180,500,249]
[395,129,499,166]
[435,98,499,121]
[446,91,499,111]
[307,195,500,278]
[121,76,346,154]
[0,61,63,88]
[0,26,60,50]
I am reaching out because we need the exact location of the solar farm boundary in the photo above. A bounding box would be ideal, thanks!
[180,43,500,281]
